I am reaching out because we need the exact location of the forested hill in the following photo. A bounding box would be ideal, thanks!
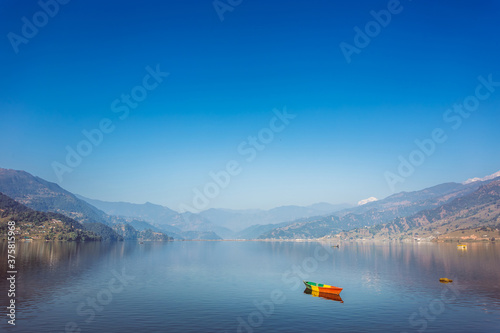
[0,192,110,241]
[0,168,110,224]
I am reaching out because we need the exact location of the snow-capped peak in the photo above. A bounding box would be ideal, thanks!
[463,170,500,184]
[357,197,378,206]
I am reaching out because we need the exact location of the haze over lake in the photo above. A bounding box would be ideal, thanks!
[1,241,499,332]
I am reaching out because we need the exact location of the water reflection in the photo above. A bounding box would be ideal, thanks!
[0,241,145,311]
[0,241,498,332]
[304,288,344,303]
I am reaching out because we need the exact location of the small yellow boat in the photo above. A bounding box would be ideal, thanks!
[440,278,453,283]
[457,244,467,249]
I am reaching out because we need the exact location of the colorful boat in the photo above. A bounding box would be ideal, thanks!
[303,281,343,295]
[457,244,467,249]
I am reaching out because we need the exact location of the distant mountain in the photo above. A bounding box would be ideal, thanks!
[337,182,476,217]
[266,205,341,223]
[79,222,123,241]
[77,195,226,239]
[102,215,181,239]
[150,223,184,240]
[338,179,500,241]
[169,211,231,236]
[112,223,172,241]
[76,195,178,224]
[77,195,348,236]
[258,216,344,240]
[0,192,112,241]
[0,168,110,225]
[198,208,265,232]
[178,231,222,240]
[307,202,352,213]
[127,219,163,232]
[234,221,293,240]
[257,177,499,239]
[77,191,351,238]
[199,203,351,232]
[148,223,225,240]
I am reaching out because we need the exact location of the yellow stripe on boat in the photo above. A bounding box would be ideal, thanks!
[311,285,319,292]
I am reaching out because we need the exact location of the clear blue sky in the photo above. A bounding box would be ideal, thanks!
[1,0,500,211]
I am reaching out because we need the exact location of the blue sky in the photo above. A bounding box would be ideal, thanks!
[1,0,500,211]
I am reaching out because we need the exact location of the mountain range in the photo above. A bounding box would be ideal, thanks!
[0,168,350,240]
[76,192,351,238]
[255,176,500,240]
[1,167,499,242]
[335,179,500,241]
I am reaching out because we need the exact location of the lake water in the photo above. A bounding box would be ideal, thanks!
[1,241,499,332]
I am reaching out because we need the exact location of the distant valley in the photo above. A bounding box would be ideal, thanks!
[77,194,351,239]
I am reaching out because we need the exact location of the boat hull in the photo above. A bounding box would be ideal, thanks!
[303,281,343,295]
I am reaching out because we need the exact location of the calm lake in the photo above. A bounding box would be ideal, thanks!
[1,241,499,332]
